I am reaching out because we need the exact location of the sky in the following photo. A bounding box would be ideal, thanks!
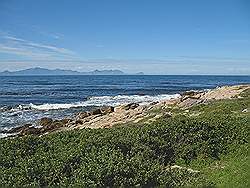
[0,0,249,75]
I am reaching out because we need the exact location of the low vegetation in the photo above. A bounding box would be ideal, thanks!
[0,89,249,187]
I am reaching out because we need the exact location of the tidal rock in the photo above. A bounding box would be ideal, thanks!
[123,103,139,110]
[2,124,40,136]
[182,90,200,96]
[20,126,41,136]
[77,111,90,119]
[39,117,53,127]
[0,106,13,112]
[40,119,69,132]
[181,93,202,102]
[189,94,202,99]
[60,118,72,125]
[40,122,59,132]
[90,108,102,115]
[3,124,32,134]
[75,119,83,124]
[150,101,159,105]
[100,106,114,114]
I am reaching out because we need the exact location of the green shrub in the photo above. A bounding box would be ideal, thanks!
[0,94,249,187]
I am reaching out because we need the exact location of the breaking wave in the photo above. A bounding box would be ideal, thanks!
[29,93,180,111]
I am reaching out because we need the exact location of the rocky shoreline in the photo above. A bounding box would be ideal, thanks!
[1,84,249,137]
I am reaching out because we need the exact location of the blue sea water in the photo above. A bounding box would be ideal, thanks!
[0,75,249,130]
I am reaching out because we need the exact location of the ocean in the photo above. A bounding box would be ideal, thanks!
[0,75,249,131]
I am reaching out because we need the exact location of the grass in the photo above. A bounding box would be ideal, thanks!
[0,88,249,187]
[185,144,249,188]
[177,88,250,188]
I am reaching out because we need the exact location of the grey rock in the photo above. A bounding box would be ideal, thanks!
[39,117,53,127]
[123,103,139,110]
[100,106,114,114]
[77,111,90,119]
[90,109,102,115]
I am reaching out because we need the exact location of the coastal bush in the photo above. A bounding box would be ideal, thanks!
[0,95,249,187]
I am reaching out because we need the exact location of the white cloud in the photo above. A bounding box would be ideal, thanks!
[30,25,64,40]
[4,36,26,42]
[25,41,76,55]
[0,44,53,58]
[0,35,78,59]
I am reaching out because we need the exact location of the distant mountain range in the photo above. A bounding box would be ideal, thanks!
[0,67,144,76]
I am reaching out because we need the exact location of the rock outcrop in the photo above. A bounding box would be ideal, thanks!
[178,85,249,108]
[3,84,249,137]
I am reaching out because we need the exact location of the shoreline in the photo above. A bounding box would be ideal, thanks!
[1,84,249,138]
[0,84,249,187]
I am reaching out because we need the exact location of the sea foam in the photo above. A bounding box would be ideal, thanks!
[29,94,181,111]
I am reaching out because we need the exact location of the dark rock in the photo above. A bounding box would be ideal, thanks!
[41,123,59,132]
[3,117,70,137]
[100,106,114,114]
[181,93,202,102]
[0,106,13,112]
[123,103,139,110]
[2,124,41,136]
[20,127,41,136]
[39,117,53,127]
[90,108,102,115]
[189,95,202,99]
[40,119,69,133]
[75,120,83,124]
[182,90,200,96]
[3,124,32,134]
[60,118,71,125]
[52,120,64,127]
[32,118,70,134]
[150,101,159,105]
[77,111,90,119]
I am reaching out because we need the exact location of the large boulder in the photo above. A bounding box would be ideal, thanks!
[100,106,114,114]
[3,117,71,137]
[39,117,53,127]
[20,126,41,136]
[60,118,72,125]
[40,119,70,133]
[90,108,102,115]
[3,124,32,134]
[77,111,90,119]
[75,119,83,125]
[181,90,200,96]
[123,103,139,110]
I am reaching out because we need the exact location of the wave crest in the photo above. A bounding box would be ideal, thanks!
[29,94,180,111]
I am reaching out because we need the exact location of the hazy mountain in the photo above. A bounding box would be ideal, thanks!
[90,69,124,75]
[0,67,129,75]
[135,72,144,75]
[0,68,80,75]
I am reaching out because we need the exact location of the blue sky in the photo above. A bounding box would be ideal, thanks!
[0,0,249,74]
